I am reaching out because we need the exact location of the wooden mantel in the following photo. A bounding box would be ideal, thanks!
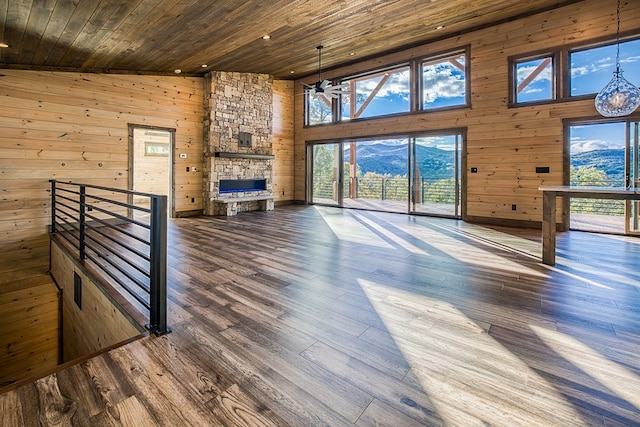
[214,152,275,160]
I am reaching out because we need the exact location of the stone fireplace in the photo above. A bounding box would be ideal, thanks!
[203,71,274,215]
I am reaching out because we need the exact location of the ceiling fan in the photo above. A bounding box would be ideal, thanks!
[305,45,350,101]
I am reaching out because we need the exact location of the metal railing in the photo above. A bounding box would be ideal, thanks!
[570,178,626,216]
[313,175,456,204]
[50,180,170,336]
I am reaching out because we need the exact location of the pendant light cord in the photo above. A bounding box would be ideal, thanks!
[317,45,323,82]
[616,0,621,74]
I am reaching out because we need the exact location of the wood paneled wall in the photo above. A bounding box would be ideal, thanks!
[0,71,204,282]
[50,241,142,362]
[0,274,59,389]
[272,80,295,203]
[293,0,640,225]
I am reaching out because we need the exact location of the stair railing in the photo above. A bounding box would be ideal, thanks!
[49,180,170,336]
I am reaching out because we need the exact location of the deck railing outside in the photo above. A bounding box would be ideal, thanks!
[570,178,626,216]
[314,176,456,204]
[50,180,170,336]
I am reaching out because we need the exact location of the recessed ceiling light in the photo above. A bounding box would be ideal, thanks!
[290,71,295,74]
[349,52,356,56]
[435,25,444,30]
[262,35,271,40]
[201,64,208,68]
[174,69,182,74]
[0,43,9,48]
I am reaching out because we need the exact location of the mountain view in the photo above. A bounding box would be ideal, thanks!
[571,149,625,181]
[344,143,456,179]
[344,143,625,182]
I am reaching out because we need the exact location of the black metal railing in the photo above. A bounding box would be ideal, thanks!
[570,178,626,216]
[314,175,457,204]
[50,180,170,336]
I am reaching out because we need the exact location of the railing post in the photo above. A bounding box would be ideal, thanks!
[50,180,57,233]
[148,195,170,335]
[381,178,386,200]
[79,185,86,260]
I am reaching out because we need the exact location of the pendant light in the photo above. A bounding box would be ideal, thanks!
[594,0,640,117]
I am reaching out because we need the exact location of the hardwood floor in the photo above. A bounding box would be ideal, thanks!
[2,205,640,426]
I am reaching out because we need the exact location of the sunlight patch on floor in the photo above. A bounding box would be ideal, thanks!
[349,211,429,255]
[401,220,546,278]
[358,278,586,426]
[315,206,395,249]
[530,325,640,410]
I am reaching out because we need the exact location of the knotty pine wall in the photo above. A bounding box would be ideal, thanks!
[272,80,295,203]
[50,241,143,362]
[293,0,640,226]
[0,71,204,283]
[0,274,59,389]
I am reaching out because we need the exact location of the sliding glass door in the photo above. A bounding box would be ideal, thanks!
[410,133,462,216]
[308,132,463,218]
[342,139,409,213]
[309,143,342,206]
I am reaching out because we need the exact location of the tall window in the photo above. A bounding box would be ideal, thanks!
[340,65,411,121]
[421,52,467,110]
[513,55,554,103]
[570,38,640,96]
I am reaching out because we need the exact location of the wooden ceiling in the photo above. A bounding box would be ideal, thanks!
[0,0,583,79]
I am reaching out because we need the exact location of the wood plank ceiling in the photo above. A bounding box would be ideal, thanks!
[0,0,584,79]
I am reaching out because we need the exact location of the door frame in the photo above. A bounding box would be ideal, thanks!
[306,129,466,218]
[128,124,176,217]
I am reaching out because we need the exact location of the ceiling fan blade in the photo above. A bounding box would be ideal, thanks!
[320,80,331,89]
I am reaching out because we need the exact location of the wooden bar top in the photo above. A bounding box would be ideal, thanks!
[539,186,640,198]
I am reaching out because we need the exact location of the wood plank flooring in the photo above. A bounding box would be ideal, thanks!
[2,205,640,426]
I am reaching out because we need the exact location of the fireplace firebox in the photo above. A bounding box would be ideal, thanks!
[219,179,267,194]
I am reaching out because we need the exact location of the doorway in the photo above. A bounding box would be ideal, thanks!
[568,120,640,234]
[128,125,175,217]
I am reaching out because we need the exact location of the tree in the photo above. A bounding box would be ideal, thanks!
[570,165,609,186]
[570,165,623,215]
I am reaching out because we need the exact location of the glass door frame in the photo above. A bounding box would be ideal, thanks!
[408,131,464,218]
[306,130,465,219]
[626,120,640,235]
[306,141,344,206]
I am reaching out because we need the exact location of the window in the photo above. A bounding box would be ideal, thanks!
[304,48,468,125]
[421,52,467,109]
[570,38,640,96]
[340,65,411,121]
[306,92,333,126]
[513,55,554,103]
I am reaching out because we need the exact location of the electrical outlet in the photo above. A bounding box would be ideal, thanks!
[511,204,517,210]
[192,166,197,172]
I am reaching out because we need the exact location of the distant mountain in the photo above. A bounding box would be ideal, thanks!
[345,143,456,179]
[343,144,626,181]
[571,149,625,180]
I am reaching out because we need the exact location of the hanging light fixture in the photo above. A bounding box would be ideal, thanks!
[594,0,640,117]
